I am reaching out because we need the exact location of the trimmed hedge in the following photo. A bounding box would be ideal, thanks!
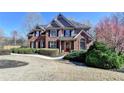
[11,48,36,54]
[36,48,59,57]
[0,49,11,55]
[11,48,59,57]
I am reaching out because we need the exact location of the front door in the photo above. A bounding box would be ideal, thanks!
[66,42,70,52]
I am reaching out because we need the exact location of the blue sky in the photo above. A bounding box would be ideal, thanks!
[0,12,113,37]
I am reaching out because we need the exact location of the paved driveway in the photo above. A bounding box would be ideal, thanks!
[0,55,124,81]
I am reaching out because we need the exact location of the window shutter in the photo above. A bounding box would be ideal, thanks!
[48,30,50,37]
[64,30,65,36]
[57,30,59,36]
[70,30,71,36]
[39,31,41,36]
[48,41,50,48]
[43,41,45,48]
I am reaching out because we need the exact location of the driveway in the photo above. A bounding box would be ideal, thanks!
[0,55,124,81]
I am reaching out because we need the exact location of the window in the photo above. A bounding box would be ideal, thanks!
[71,30,75,36]
[50,30,58,37]
[31,42,35,48]
[80,39,85,49]
[49,41,57,48]
[64,30,71,37]
[36,31,40,37]
[40,40,44,48]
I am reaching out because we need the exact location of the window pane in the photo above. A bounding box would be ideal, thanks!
[40,40,44,48]
[64,30,71,37]
[49,41,57,48]
[31,42,35,48]
[80,39,85,49]
[50,30,57,37]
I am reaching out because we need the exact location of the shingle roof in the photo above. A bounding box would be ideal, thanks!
[28,14,92,39]
[69,20,82,28]
[31,14,91,30]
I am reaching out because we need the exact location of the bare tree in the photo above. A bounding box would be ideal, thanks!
[0,28,5,47]
[11,30,18,45]
[23,12,42,34]
[0,28,4,40]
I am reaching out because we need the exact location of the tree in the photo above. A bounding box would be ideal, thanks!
[11,30,18,45]
[96,15,124,52]
[0,28,5,47]
[0,28,4,40]
[23,12,42,35]
[82,20,91,31]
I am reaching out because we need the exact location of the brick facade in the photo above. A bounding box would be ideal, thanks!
[27,14,93,52]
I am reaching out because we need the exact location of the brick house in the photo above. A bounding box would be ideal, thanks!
[27,14,93,52]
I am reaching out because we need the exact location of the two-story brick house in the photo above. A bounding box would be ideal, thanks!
[27,14,93,52]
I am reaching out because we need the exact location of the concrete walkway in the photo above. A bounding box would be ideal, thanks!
[11,53,66,60]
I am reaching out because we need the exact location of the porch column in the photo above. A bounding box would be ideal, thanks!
[35,42,38,48]
[45,32,48,48]
[59,40,61,53]
[64,41,66,52]
[69,41,71,52]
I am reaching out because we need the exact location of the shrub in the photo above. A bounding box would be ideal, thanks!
[0,49,11,55]
[63,51,86,62]
[20,45,28,48]
[11,48,60,56]
[64,41,124,69]
[87,41,110,52]
[85,43,124,69]
[11,48,36,54]
[120,53,124,64]
[36,48,59,57]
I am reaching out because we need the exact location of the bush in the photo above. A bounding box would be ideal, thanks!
[0,49,11,55]
[85,42,124,69]
[11,48,60,56]
[36,48,59,57]
[87,41,110,52]
[63,51,86,62]
[64,41,124,69]
[11,48,37,54]
[86,50,122,69]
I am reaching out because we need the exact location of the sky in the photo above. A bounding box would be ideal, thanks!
[0,12,113,37]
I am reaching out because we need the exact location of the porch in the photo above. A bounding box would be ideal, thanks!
[59,37,86,52]
[58,37,75,52]
[59,41,74,52]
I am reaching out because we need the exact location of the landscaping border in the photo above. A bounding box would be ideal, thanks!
[11,53,66,60]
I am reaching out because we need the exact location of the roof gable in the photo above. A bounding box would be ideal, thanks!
[56,14,74,27]
[74,30,93,41]
[48,20,61,28]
